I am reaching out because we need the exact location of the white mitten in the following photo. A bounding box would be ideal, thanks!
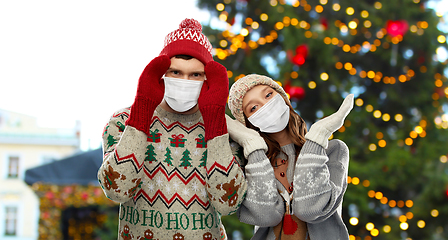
[305,94,354,149]
[226,115,268,158]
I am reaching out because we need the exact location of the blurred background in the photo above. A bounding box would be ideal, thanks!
[1,0,448,239]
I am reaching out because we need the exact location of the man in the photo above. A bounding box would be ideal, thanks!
[98,19,251,239]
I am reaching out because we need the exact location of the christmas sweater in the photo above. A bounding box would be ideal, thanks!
[237,140,349,240]
[98,105,247,240]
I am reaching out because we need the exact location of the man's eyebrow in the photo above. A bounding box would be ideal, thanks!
[167,67,180,71]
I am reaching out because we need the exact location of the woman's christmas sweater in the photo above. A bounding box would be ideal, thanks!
[237,139,350,240]
[98,105,247,240]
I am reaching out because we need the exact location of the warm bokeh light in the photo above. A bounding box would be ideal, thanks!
[216,3,225,11]
[352,177,360,185]
[400,222,409,230]
[366,222,374,231]
[355,99,364,106]
[417,220,426,228]
[350,217,359,226]
[431,209,439,217]
[371,228,379,237]
[260,13,268,21]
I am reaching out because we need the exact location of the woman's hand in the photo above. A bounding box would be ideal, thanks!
[305,94,354,149]
[226,115,268,158]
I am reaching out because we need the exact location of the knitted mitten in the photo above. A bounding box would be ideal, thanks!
[305,94,354,149]
[125,55,171,135]
[198,61,229,141]
[226,115,268,158]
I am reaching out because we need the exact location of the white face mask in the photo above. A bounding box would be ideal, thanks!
[247,94,290,133]
[163,77,204,112]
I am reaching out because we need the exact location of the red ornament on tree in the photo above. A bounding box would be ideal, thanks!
[292,44,309,66]
[385,20,409,37]
[284,80,306,100]
[228,17,235,26]
[289,86,305,100]
[320,17,328,30]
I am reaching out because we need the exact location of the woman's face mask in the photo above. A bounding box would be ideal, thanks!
[163,76,204,112]
[247,93,290,133]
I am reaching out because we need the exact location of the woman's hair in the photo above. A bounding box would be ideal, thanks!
[244,93,307,165]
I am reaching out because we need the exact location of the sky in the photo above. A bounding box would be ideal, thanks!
[0,0,210,151]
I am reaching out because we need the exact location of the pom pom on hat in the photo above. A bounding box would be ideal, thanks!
[160,18,213,64]
[179,18,202,31]
[228,74,289,124]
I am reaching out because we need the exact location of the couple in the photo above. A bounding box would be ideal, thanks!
[98,18,353,240]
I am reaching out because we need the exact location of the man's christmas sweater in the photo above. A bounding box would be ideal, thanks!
[98,105,247,240]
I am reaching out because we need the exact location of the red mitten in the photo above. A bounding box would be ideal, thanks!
[125,55,171,134]
[198,61,229,141]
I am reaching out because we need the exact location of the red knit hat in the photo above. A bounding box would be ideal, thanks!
[160,18,213,64]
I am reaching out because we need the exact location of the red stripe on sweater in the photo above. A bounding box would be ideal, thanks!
[143,167,206,185]
[206,156,238,175]
[151,116,205,131]
[115,149,144,169]
[133,189,209,208]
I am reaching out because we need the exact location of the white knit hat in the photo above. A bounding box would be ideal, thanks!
[228,74,289,124]
[159,18,213,64]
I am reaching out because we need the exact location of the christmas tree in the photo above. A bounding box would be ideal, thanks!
[199,150,207,167]
[164,147,174,166]
[197,0,448,239]
[145,144,157,163]
[106,134,117,149]
[179,149,193,169]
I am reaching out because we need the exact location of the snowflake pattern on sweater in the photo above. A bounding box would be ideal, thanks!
[237,140,350,240]
[98,106,247,240]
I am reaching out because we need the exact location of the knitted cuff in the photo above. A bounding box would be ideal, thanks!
[304,125,332,149]
[200,105,228,141]
[125,96,158,135]
[300,140,326,157]
[240,137,268,158]
[247,149,270,165]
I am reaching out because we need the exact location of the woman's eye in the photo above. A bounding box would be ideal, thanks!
[266,92,273,98]
[250,105,258,112]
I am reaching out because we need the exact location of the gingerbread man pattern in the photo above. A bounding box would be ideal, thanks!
[137,229,157,240]
[120,225,134,240]
[217,174,241,207]
[103,165,126,192]
[173,233,184,240]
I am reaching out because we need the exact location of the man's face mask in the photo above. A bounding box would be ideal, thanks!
[163,76,204,112]
[247,93,290,133]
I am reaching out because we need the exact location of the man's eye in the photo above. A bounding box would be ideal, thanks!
[192,73,204,79]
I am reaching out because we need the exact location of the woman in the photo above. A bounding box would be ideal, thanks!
[226,74,353,240]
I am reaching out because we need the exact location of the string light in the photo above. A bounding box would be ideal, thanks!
[348,176,440,236]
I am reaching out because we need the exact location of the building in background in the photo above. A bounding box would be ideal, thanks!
[0,109,80,240]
